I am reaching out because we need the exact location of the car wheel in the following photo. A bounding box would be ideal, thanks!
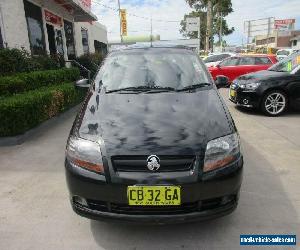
[261,90,287,116]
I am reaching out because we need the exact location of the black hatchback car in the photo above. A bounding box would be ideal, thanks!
[65,46,243,224]
[229,52,300,116]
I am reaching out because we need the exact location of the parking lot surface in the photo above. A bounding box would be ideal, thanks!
[0,89,299,250]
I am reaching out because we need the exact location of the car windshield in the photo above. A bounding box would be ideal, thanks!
[94,48,211,92]
[277,50,290,56]
[219,57,239,66]
[269,52,300,72]
[203,54,230,63]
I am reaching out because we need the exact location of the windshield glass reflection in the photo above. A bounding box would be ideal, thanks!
[94,48,210,91]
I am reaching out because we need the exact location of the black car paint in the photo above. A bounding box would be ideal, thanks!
[78,88,233,154]
[65,47,243,223]
[230,70,300,109]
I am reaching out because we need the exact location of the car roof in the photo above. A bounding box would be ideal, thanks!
[110,44,193,52]
[277,48,294,51]
[236,54,275,58]
[207,52,235,56]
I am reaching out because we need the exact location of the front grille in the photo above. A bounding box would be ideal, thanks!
[111,155,195,172]
[81,196,235,216]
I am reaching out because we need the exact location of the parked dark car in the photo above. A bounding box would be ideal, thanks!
[65,46,243,224]
[229,52,300,116]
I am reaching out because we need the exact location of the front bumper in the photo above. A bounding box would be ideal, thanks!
[65,156,243,224]
[229,86,260,108]
[72,198,238,224]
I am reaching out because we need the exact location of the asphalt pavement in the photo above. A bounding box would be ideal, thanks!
[0,88,299,250]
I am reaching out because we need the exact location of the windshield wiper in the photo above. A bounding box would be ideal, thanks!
[105,86,152,93]
[176,83,211,92]
[145,86,176,93]
[106,85,176,94]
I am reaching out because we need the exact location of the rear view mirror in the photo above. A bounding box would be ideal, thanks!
[215,76,229,89]
[75,78,90,88]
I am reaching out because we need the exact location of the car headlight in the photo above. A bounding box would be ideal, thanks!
[66,136,104,174]
[203,133,240,173]
[240,82,261,90]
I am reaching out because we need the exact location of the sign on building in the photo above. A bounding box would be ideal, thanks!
[244,17,274,44]
[186,17,199,32]
[120,9,127,36]
[274,19,295,31]
[80,0,92,10]
[44,10,62,27]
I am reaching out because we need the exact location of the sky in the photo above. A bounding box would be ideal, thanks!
[91,0,300,45]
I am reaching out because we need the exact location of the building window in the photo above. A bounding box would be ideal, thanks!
[268,37,275,43]
[55,29,64,55]
[293,40,297,47]
[64,20,75,59]
[23,0,46,55]
[0,25,3,49]
[81,28,89,54]
[94,40,107,55]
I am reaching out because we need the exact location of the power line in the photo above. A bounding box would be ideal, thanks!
[93,1,119,12]
[92,0,181,23]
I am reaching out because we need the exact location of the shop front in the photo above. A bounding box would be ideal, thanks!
[0,0,107,59]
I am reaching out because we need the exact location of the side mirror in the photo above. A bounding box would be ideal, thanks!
[215,76,229,89]
[216,64,221,69]
[75,78,90,88]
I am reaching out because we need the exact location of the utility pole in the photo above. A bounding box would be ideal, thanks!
[150,16,153,47]
[266,17,272,54]
[198,16,201,53]
[205,0,212,53]
[117,0,123,43]
[219,12,223,52]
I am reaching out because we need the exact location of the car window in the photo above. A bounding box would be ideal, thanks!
[277,50,290,56]
[269,52,300,73]
[255,57,272,65]
[94,48,210,91]
[239,57,255,65]
[204,54,230,63]
[295,66,300,75]
[219,57,239,66]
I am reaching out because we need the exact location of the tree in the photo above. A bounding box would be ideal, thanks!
[180,11,234,49]
[183,0,234,50]
[180,11,207,50]
[186,0,233,16]
[213,16,235,44]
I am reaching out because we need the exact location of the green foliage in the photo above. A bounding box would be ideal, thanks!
[0,83,87,136]
[76,53,104,78]
[0,68,80,96]
[0,48,31,76]
[213,16,235,43]
[186,0,233,16]
[0,48,64,76]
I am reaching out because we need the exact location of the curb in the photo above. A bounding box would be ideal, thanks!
[0,105,81,147]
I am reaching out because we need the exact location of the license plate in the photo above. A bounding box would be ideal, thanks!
[230,89,236,98]
[127,186,181,206]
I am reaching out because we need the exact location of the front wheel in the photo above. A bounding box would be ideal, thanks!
[261,90,287,116]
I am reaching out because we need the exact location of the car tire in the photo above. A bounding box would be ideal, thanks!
[261,90,288,116]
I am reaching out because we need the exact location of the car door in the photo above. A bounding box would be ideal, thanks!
[288,66,300,109]
[255,56,274,71]
[216,57,240,82]
[235,57,257,78]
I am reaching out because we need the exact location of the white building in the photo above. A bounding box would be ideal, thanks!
[0,0,107,60]
[291,36,300,50]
